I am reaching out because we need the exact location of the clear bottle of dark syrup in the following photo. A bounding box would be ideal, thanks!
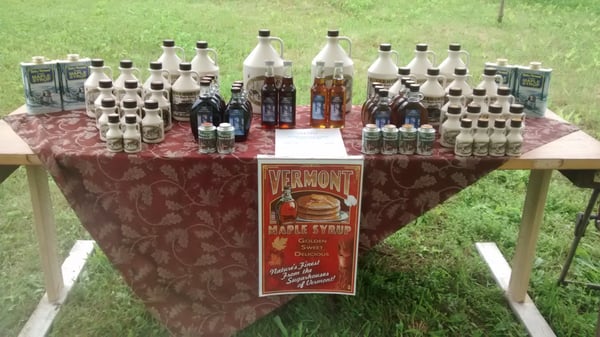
[278,60,296,128]
[261,60,278,129]
[226,86,251,141]
[398,83,428,128]
[190,79,221,141]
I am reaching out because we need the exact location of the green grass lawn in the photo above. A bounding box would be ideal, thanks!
[1,0,600,336]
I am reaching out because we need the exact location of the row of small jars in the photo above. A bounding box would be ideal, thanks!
[361,123,435,156]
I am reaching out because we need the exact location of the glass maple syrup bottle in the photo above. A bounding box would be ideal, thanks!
[310,61,328,128]
[261,60,278,129]
[328,61,346,128]
[278,60,296,128]
[399,83,428,128]
[277,185,297,225]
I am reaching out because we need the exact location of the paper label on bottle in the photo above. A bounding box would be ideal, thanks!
[262,96,277,123]
[506,141,522,156]
[366,77,397,98]
[489,141,506,156]
[473,141,489,156]
[229,109,245,136]
[422,96,445,124]
[441,130,459,147]
[312,95,326,120]
[279,96,295,123]
[330,95,344,121]
[405,109,421,129]
[172,90,199,120]
[455,140,473,156]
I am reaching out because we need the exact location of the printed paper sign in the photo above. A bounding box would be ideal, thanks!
[258,156,364,296]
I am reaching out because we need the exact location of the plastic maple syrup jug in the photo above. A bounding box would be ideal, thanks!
[191,41,220,83]
[243,29,284,114]
[311,29,354,115]
[438,43,470,82]
[405,43,435,83]
[157,39,185,84]
[366,43,399,98]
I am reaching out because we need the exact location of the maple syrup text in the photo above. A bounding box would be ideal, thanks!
[268,224,352,236]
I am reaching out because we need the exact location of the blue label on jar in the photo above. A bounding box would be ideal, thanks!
[262,96,276,122]
[405,109,421,128]
[330,95,343,121]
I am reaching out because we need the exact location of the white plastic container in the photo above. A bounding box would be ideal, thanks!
[366,43,398,97]
[157,39,185,84]
[476,67,503,102]
[142,61,171,99]
[438,43,470,82]
[420,68,446,126]
[84,58,112,118]
[113,60,141,100]
[311,29,354,115]
[171,62,200,121]
[243,29,284,114]
[405,43,435,83]
[191,41,220,83]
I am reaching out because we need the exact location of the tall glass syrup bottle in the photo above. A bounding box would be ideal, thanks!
[328,61,346,128]
[399,83,428,128]
[190,79,220,141]
[310,61,328,128]
[261,60,278,129]
[226,86,250,141]
[278,60,296,129]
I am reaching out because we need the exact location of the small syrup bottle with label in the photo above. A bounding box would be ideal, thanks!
[454,118,473,157]
[105,114,123,152]
[506,118,524,157]
[141,100,164,144]
[98,97,117,140]
[328,61,346,128]
[489,119,507,156]
[123,115,142,153]
[310,60,328,128]
[473,118,490,156]
[261,60,278,129]
[278,60,296,129]
[440,104,462,148]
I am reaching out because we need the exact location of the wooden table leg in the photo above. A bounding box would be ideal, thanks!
[25,165,63,303]
[508,169,552,302]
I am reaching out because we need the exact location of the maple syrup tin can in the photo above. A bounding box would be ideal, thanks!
[514,62,552,118]
[399,123,417,155]
[361,124,380,154]
[57,54,91,111]
[381,124,398,155]
[417,124,435,156]
[198,122,217,154]
[20,56,62,114]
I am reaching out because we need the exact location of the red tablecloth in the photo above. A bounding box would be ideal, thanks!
[5,106,578,336]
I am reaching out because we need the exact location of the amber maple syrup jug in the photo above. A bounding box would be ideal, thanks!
[243,29,284,114]
[438,43,470,82]
[311,29,354,115]
[405,43,435,83]
[191,41,220,83]
[366,43,399,98]
[157,39,185,84]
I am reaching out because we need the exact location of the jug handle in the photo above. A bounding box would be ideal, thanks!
[339,36,352,57]
[190,70,201,84]
[131,67,142,80]
[207,48,218,65]
[161,70,171,82]
[438,74,447,88]
[391,50,400,65]
[426,51,436,67]
[175,46,186,62]
[459,50,470,68]
[269,37,285,57]
[103,66,113,80]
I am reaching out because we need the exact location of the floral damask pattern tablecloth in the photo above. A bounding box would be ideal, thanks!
[5,106,578,336]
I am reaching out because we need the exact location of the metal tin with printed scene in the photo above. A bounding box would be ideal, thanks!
[514,62,552,118]
[21,56,62,114]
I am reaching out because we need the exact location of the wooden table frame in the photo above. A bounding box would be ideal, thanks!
[2,106,600,336]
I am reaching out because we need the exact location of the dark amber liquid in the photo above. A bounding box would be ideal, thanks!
[261,75,278,129]
[278,76,296,129]
[310,77,328,128]
[328,78,346,128]
[399,99,428,128]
